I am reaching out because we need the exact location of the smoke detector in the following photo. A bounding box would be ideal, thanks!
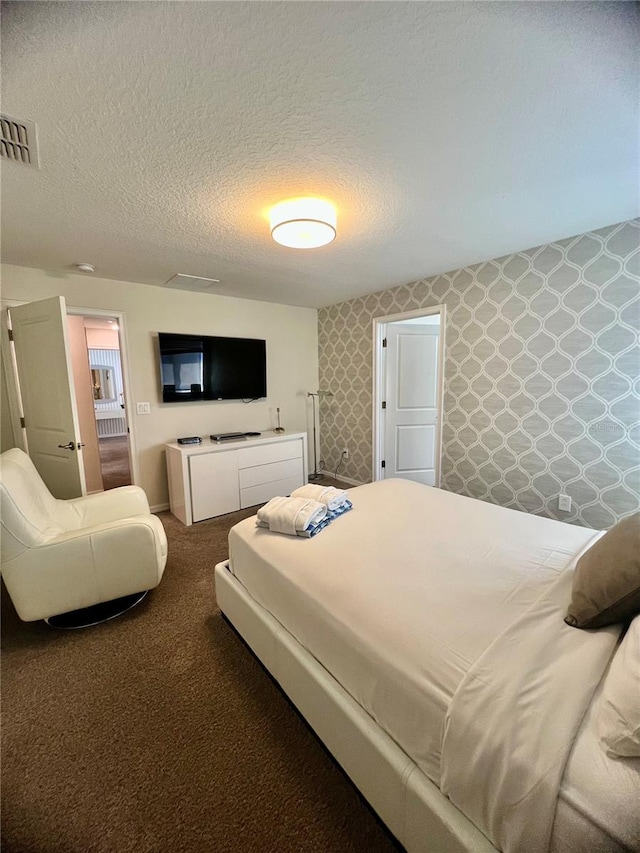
[0,114,39,168]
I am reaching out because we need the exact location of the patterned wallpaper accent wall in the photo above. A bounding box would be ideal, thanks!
[318,220,640,529]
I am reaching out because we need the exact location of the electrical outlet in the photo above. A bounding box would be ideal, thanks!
[342,447,349,459]
[136,402,151,415]
[558,494,572,512]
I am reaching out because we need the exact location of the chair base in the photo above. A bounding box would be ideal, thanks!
[45,591,148,630]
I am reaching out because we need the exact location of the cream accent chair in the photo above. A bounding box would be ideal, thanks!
[0,447,167,623]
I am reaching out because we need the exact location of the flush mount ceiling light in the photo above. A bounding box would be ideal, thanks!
[270,197,337,249]
[75,263,95,273]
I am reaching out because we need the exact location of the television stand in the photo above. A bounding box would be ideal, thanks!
[165,432,308,525]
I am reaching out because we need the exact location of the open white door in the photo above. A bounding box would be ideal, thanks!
[9,296,86,498]
[383,323,440,486]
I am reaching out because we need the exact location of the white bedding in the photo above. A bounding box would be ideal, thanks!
[441,568,620,853]
[553,668,640,853]
[227,479,636,852]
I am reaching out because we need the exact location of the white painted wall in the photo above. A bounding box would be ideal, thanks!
[85,327,120,349]
[1,264,318,509]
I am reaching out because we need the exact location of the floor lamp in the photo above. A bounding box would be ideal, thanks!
[307,390,333,480]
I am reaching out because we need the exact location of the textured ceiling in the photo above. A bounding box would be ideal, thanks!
[1,1,638,309]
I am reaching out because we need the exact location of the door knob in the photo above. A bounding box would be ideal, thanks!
[57,442,75,451]
[77,442,86,449]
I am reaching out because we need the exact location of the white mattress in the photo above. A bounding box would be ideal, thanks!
[228,479,599,783]
[228,479,639,851]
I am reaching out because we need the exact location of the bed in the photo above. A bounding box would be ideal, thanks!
[214,478,639,853]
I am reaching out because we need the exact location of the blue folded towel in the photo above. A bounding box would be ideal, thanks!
[296,517,332,538]
[326,499,353,520]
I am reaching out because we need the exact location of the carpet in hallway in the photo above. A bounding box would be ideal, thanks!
[98,435,132,490]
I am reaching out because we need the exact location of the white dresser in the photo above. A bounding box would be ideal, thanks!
[165,432,308,525]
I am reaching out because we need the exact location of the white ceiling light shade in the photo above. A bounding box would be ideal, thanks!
[270,198,337,249]
[75,263,95,273]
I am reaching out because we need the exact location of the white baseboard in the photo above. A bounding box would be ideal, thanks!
[318,470,366,487]
[151,502,170,513]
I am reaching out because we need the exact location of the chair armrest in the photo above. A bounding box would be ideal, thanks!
[67,486,151,527]
[1,515,167,622]
[46,514,165,553]
[53,516,167,595]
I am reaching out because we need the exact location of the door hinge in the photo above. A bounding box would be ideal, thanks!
[20,416,25,428]
[8,329,14,341]
[381,401,386,409]
[382,337,387,348]
[381,460,386,469]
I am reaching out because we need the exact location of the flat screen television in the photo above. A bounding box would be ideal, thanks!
[158,332,266,402]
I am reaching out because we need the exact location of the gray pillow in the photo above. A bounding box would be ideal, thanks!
[565,512,640,630]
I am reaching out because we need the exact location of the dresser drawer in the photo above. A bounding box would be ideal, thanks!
[240,475,304,509]
[239,457,303,489]
[237,439,302,469]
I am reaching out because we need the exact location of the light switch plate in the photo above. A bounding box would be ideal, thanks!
[136,402,151,415]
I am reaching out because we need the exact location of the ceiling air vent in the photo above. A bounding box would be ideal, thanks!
[164,273,221,291]
[0,114,39,168]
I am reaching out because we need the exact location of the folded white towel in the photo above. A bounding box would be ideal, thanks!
[256,496,327,536]
[255,516,330,538]
[291,484,349,512]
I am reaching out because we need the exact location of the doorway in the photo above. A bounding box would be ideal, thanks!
[76,316,132,491]
[3,297,137,498]
[373,306,445,486]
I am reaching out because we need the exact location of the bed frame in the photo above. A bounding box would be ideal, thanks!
[215,559,497,853]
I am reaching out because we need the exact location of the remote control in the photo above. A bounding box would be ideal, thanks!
[245,431,261,436]
[177,436,202,445]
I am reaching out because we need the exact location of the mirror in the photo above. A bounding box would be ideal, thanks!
[91,366,116,402]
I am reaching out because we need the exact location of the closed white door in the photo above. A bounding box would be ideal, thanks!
[9,296,87,498]
[383,323,440,486]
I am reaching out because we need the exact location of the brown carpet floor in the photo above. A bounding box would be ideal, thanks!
[98,436,132,490]
[1,488,404,853]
